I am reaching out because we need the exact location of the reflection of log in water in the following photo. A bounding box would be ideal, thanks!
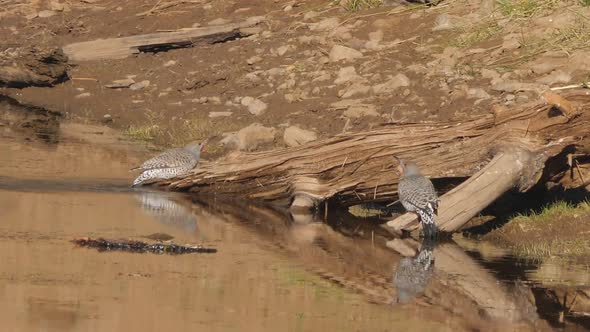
[135,191,198,233]
[184,196,550,330]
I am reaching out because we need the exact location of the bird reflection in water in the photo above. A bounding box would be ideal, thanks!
[393,239,436,304]
[135,191,198,233]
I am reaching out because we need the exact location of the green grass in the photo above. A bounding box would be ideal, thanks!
[509,200,590,224]
[581,0,590,6]
[496,0,560,18]
[338,0,382,12]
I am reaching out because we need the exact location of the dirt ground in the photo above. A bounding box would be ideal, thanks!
[2,0,590,152]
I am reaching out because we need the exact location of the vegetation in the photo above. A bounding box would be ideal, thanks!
[339,0,382,12]
[484,201,590,261]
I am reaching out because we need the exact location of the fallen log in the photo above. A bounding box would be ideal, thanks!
[62,17,264,62]
[158,91,590,232]
[0,47,68,88]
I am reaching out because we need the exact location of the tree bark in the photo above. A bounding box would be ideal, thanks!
[160,92,590,220]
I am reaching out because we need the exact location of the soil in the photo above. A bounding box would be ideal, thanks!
[3,0,590,151]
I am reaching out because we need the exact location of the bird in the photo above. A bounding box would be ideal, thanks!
[393,239,435,304]
[394,156,439,238]
[131,140,207,187]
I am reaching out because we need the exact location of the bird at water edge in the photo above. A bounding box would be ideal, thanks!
[131,139,208,187]
[394,156,439,238]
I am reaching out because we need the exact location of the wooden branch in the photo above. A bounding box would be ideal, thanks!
[62,17,264,62]
[387,146,548,233]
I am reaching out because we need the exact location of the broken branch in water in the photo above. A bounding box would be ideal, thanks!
[72,237,217,254]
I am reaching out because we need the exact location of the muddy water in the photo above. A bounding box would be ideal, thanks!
[1,124,590,331]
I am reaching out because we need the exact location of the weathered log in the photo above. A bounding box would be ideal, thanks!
[0,47,68,88]
[160,92,589,222]
[62,17,263,62]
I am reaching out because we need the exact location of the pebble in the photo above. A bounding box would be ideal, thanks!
[130,80,150,91]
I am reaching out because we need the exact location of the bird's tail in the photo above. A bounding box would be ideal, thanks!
[416,206,438,238]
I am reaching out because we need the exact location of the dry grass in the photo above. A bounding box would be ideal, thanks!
[125,111,238,150]
[338,0,383,12]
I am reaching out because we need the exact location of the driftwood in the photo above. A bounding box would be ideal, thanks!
[159,92,590,233]
[0,47,68,88]
[62,17,264,62]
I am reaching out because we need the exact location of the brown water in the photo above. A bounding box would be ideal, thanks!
[1,114,590,331]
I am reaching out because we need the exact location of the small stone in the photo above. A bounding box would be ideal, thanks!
[102,114,113,123]
[284,5,293,11]
[329,45,363,62]
[241,96,268,115]
[505,94,516,101]
[303,11,319,20]
[247,56,262,65]
[221,123,276,151]
[276,45,293,56]
[191,23,202,28]
[372,73,410,95]
[536,70,572,85]
[208,18,231,26]
[38,10,57,18]
[163,60,176,67]
[75,92,91,98]
[283,126,318,147]
[209,111,233,118]
[338,83,371,98]
[130,80,150,90]
[432,14,453,31]
[334,66,362,85]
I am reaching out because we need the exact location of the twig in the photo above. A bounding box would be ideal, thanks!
[340,156,348,170]
[550,82,590,91]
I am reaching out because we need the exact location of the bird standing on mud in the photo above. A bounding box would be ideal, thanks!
[131,140,207,187]
[394,156,439,238]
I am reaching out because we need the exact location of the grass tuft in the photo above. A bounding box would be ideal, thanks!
[339,0,383,12]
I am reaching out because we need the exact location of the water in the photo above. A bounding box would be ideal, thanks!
[1,115,590,330]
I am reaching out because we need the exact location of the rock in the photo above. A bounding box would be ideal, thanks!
[284,4,293,11]
[163,60,176,67]
[130,80,150,90]
[372,73,410,95]
[365,30,383,50]
[208,18,231,26]
[303,11,319,20]
[283,126,318,147]
[432,14,453,31]
[329,45,363,62]
[467,88,491,100]
[222,123,275,151]
[310,17,340,31]
[241,96,268,115]
[536,70,571,85]
[334,66,362,85]
[75,92,91,98]
[102,114,113,123]
[105,78,135,88]
[338,83,371,98]
[276,45,293,56]
[209,111,233,118]
[38,10,57,18]
[247,56,262,65]
[331,100,379,118]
